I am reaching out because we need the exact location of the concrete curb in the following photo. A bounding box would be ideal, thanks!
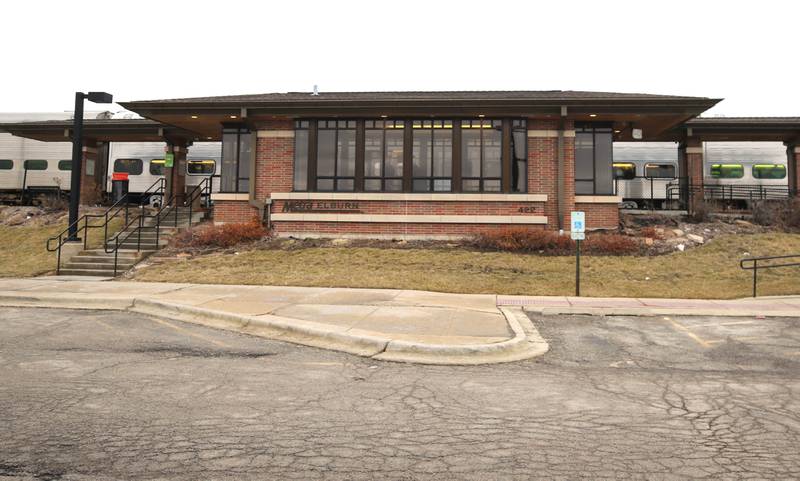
[522,305,800,318]
[0,291,548,365]
[372,306,549,365]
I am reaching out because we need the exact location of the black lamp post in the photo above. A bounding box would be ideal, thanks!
[67,91,113,240]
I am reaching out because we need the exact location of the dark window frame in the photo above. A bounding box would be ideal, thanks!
[710,163,745,179]
[293,120,310,191]
[461,119,503,192]
[575,123,614,195]
[220,126,251,193]
[315,120,357,192]
[0,159,12,170]
[364,120,405,192]
[57,160,72,171]
[411,119,453,192]
[24,159,48,171]
[292,118,529,194]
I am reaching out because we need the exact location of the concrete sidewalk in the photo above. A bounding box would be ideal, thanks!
[499,294,800,317]
[0,278,547,365]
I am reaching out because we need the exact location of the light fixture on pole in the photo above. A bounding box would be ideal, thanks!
[67,91,113,240]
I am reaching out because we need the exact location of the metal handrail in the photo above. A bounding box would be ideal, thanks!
[44,178,166,274]
[740,254,800,297]
[104,178,211,275]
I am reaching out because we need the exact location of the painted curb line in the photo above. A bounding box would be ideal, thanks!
[0,291,548,365]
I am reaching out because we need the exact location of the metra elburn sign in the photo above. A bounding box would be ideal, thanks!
[282,201,362,213]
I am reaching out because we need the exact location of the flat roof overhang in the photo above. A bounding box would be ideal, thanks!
[119,93,722,141]
[0,119,205,143]
[672,117,800,143]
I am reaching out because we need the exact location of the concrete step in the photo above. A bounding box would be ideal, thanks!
[57,268,127,276]
[63,262,135,271]
[80,248,143,256]
[69,255,138,264]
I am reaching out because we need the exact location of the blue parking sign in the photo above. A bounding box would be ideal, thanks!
[570,211,585,233]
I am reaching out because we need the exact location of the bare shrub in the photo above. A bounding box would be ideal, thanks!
[173,219,268,248]
[471,228,640,255]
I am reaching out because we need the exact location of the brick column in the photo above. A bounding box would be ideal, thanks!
[788,144,799,197]
[684,138,704,212]
[164,142,188,203]
[528,119,574,230]
[254,119,294,201]
[79,141,102,204]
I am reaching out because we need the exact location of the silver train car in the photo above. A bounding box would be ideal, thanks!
[106,142,221,204]
[0,113,76,204]
[613,141,790,209]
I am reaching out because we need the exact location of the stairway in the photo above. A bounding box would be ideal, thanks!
[57,206,205,277]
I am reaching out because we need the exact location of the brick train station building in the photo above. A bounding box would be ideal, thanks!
[5,90,800,238]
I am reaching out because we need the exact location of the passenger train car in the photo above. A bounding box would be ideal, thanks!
[0,112,221,205]
[0,113,75,204]
[106,142,221,204]
[613,141,790,209]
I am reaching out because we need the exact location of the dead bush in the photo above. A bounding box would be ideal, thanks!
[174,219,268,248]
[471,228,640,255]
[751,200,783,226]
[783,198,800,230]
[687,200,714,223]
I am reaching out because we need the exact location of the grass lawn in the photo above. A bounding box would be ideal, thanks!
[0,218,122,277]
[133,232,800,299]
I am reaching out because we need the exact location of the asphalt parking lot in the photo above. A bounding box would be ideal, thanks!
[1,306,799,480]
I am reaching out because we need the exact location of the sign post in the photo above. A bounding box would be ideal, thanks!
[570,211,586,296]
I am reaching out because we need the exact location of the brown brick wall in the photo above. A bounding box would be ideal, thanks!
[79,144,101,204]
[575,203,620,230]
[275,221,545,238]
[214,200,258,224]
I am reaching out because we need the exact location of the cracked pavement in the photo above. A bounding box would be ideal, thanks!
[1,307,799,480]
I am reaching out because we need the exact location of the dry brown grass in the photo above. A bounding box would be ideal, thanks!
[133,233,800,299]
[0,217,123,277]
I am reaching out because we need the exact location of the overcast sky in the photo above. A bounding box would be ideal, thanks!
[2,0,797,117]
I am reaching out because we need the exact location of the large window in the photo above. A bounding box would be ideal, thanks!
[461,119,502,192]
[317,120,356,191]
[710,164,744,179]
[291,118,529,194]
[149,159,165,176]
[613,162,636,180]
[412,120,452,192]
[24,159,48,171]
[187,159,216,175]
[365,120,404,192]
[221,127,251,193]
[293,121,309,190]
[575,124,613,195]
[114,158,143,175]
[752,164,786,179]
[0,160,12,170]
[644,163,676,178]
[511,120,527,192]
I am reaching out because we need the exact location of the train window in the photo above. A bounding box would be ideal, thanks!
[149,159,166,176]
[114,158,143,175]
[612,162,636,180]
[24,159,47,170]
[752,164,786,179]
[644,164,676,178]
[710,164,744,179]
[58,160,72,171]
[0,160,12,170]
[187,159,216,175]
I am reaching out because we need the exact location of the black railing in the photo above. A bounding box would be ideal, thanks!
[104,178,211,275]
[740,254,800,297]
[46,178,165,274]
[666,179,791,204]
[614,175,684,210]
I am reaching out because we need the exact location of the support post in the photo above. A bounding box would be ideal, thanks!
[67,92,85,240]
